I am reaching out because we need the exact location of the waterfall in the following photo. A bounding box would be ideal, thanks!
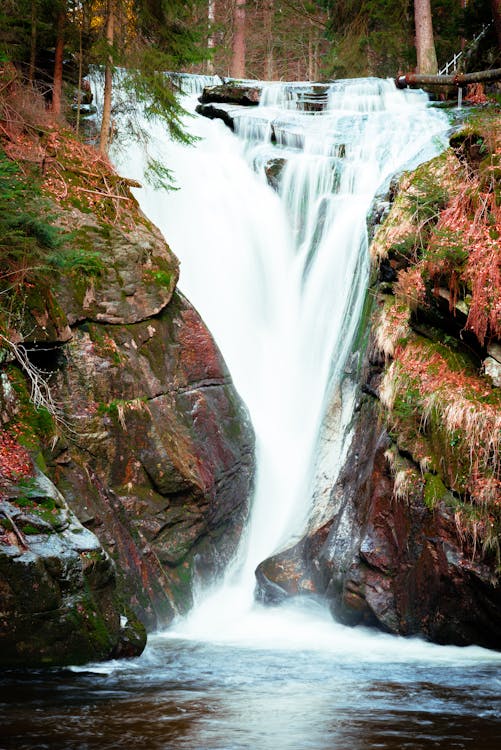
[108,74,449,640]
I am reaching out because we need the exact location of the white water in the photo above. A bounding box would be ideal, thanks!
[108,75,455,651]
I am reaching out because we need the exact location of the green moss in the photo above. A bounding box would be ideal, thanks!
[388,234,419,260]
[423,472,448,509]
[14,497,35,508]
[151,270,172,287]
[39,497,56,510]
[4,368,56,448]
[67,592,114,656]
[422,226,468,273]
[21,524,40,535]
[34,451,48,473]
[143,255,176,291]
[33,509,59,526]
[392,379,421,423]
[35,407,55,436]
[352,287,375,358]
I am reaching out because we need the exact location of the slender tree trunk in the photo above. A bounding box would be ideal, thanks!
[264,0,274,80]
[207,0,216,74]
[52,6,65,115]
[29,0,37,82]
[492,0,501,53]
[99,0,115,154]
[76,17,83,136]
[231,0,246,78]
[414,0,438,74]
[308,25,314,81]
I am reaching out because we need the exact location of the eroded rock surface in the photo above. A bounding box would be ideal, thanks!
[49,290,253,628]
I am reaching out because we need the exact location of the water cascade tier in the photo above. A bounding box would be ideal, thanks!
[107,75,450,639]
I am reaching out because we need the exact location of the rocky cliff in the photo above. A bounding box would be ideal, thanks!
[256,108,501,650]
[0,127,254,665]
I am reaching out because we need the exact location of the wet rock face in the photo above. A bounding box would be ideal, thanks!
[257,394,501,651]
[195,103,238,130]
[264,158,286,192]
[255,523,330,604]
[49,291,254,629]
[0,471,146,667]
[199,83,262,106]
[320,413,501,649]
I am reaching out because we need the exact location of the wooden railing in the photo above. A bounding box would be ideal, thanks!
[438,23,493,76]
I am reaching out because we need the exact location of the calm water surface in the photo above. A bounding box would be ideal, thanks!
[1,627,500,750]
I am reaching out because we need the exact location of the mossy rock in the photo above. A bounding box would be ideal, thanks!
[0,469,145,667]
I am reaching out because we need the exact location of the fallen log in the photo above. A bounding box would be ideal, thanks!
[396,68,501,88]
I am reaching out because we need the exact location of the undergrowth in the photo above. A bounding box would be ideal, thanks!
[374,108,501,568]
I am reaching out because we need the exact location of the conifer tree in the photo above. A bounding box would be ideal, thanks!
[99,0,115,152]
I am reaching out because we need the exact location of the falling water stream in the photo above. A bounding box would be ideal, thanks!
[1,76,500,749]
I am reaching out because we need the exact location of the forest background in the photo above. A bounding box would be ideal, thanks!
[1,1,500,108]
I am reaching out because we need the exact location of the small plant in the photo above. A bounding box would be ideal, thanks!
[21,524,40,535]
[47,248,105,276]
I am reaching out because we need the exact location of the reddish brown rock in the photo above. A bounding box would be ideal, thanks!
[48,291,253,629]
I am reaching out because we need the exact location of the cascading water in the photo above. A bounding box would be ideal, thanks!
[109,75,450,642]
[3,75,500,750]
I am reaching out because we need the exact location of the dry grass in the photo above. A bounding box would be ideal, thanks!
[382,339,501,504]
[373,112,501,562]
[374,302,411,360]
[0,63,52,142]
[393,266,426,311]
[0,64,139,231]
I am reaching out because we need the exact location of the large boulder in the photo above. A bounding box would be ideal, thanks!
[199,83,262,106]
[0,465,145,667]
[0,132,255,650]
[49,290,254,628]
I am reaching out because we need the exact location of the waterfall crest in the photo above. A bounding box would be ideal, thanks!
[108,74,450,640]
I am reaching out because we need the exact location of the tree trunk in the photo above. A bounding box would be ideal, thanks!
[264,0,274,80]
[99,0,115,154]
[414,0,438,74]
[52,6,65,115]
[76,16,83,136]
[308,25,314,81]
[492,0,501,53]
[231,0,246,78]
[207,0,216,74]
